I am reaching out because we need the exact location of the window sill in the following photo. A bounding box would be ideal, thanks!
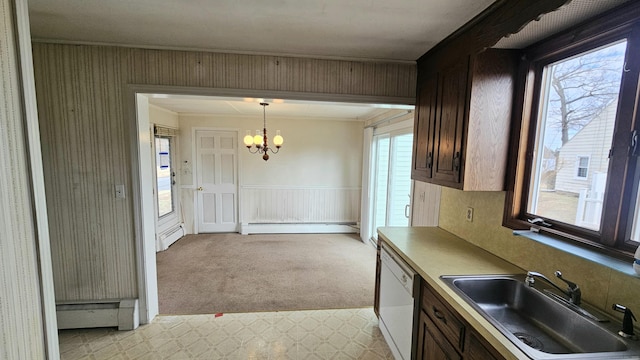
[513,230,638,277]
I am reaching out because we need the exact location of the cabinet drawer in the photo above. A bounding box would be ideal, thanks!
[422,284,465,351]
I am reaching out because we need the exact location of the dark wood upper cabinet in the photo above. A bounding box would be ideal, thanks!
[410,0,571,190]
[432,57,469,185]
[412,49,518,190]
[411,75,438,181]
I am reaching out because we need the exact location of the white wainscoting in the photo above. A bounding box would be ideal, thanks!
[240,186,360,234]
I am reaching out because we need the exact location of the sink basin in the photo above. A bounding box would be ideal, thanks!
[441,274,640,359]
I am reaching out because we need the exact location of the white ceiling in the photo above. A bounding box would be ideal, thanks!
[28,0,632,62]
[146,95,413,120]
[33,0,632,117]
[28,0,496,62]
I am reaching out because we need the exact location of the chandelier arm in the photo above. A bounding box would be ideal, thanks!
[247,147,260,154]
[267,147,280,154]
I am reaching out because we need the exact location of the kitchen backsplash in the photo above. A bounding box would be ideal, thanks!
[437,187,640,325]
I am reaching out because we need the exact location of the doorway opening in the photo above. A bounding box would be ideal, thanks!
[134,91,414,320]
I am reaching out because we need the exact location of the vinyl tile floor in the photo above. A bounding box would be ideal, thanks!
[58,308,394,360]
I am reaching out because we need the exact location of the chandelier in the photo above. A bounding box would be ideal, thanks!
[243,102,283,161]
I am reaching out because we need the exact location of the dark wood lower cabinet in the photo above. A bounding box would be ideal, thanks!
[465,332,503,360]
[417,310,462,360]
[416,280,503,360]
[374,241,381,317]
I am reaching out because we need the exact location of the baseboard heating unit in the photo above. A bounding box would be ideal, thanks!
[158,223,185,251]
[56,299,139,330]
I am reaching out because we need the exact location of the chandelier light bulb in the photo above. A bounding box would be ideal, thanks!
[254,130,263,148]
[273,130,284,147]
[243,130,254,147]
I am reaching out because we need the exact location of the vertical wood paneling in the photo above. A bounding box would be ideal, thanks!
[242,187,360,223]
[0,0,46,357]
[32,42,414,303]
[124,47,416,96]
[34,44,137,301]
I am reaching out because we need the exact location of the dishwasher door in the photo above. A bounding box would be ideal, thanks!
[379,244,416,360]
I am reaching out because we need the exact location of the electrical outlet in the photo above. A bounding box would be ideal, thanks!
[466,207,473,222]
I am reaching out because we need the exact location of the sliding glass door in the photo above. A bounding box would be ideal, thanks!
[371,129,413,238]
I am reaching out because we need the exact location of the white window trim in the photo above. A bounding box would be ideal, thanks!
[575,155,590,180]
[154,134,180,233]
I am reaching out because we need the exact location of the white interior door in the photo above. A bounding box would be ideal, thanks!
[196,130,238,232]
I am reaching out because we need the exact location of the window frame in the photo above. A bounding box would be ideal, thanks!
[155,135,176,220]
[575,156,590,180]
[503,3,640,257]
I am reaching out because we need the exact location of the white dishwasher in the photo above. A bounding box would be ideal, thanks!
[379,242,417,360]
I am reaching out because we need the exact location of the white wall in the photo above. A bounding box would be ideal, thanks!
[149,104,179,129]
[178,114,364,233]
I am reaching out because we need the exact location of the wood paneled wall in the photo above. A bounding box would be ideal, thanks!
[1,0,46,357]
[31,42,416,302]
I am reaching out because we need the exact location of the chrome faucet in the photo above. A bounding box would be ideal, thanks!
[526,270,581,305]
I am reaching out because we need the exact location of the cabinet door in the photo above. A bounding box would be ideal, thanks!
[432,57,469,187]
[417,310,462,360]
[465,331,503,360]
[412,74,438,182]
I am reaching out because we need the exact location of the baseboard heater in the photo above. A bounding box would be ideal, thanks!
[158,223,185,251]
[56,299,139,330]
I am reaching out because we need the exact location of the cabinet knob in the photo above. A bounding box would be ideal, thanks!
[197,186,204,191]
[427,152,433,169]
[432,306,447,324]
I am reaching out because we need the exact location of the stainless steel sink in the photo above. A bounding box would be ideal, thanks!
[440,274,640,359]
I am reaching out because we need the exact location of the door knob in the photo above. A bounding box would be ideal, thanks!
[197,187,203,191]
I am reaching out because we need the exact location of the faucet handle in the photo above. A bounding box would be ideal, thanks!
[555,271,581,305]
[554,271,578,290]
[525,271,539,286]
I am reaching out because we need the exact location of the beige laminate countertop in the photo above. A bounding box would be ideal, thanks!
[377,226,529,360]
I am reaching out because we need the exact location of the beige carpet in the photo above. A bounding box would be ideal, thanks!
[156,233,376,315]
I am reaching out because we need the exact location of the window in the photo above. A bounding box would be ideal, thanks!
[505,7,640,255]
[155,136,174,218]
[576,156,590,179]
